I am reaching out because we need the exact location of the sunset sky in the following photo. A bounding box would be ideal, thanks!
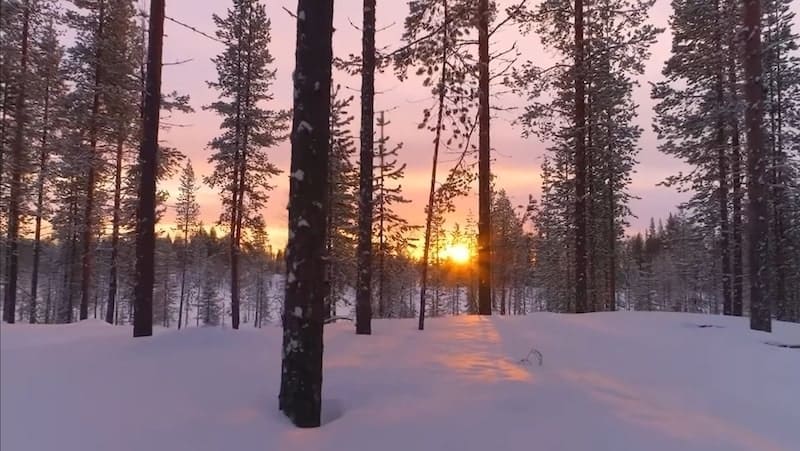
[152,0,798,249]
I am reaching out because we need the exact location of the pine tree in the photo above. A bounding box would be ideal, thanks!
[652,0,740,315]
[355,0,377,335]
[103,0,142,325]
[3,0,32,323]
[395,0,476,330]
[517,0,658,312]
[206,0,288,330]
[132,0,164,337]
[326,85,358,320]
[763,0,800,322]
[279,0,334,429]
[175,160,199,329]
[29,11,67,323]
[373,111,414,318]
[743,0,771,332]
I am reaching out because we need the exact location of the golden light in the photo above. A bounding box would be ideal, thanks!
[444,243,471,264]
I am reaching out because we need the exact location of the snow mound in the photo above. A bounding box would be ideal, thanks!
[2,312,798,451]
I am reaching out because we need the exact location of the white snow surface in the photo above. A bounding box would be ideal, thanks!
[2,313,799,451]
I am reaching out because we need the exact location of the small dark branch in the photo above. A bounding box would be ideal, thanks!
[490,0,530,37]
[163,58,193,66]
[765,341,800,349]
[347,17,362,31]
[281,6,297,19]
[377,22,395,33]
[519,348,543,366]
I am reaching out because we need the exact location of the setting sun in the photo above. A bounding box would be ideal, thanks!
[444,244,471,264]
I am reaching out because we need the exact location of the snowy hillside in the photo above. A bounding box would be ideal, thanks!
[2,313,799,451]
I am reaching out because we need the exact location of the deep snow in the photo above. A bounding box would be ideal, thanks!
[1,312,799,451]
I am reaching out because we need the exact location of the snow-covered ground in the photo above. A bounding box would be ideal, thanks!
[2,312,799,451]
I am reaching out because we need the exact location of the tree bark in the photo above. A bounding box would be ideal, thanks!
[177,224,189,329]
[477,0,492,316]
[573,0,588,314]
[728,73,744,318]
[3,0,30,324]
[133,0,165,337]
[104,134,124,324]
[419,0,448,331]
[743,0,770,332]
[79,0,106,321]
[355,0,376,335]
[378,111,386,318]
[711,0,732,317]
[30,30,53,324]
[279,0,333,428]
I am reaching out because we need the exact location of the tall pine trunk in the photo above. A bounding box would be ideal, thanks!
[30,36,53,324]
[133,0,165,337]
[279,0,333,428]
[177,226,188,329]
[419,0,448,331]
[712,0,732,316]
[766,5,788,320]
[573,0,588,314]
[79,0,106,321]
[355,0,376,335]
[3,0,30,324]
[743,0,770,332]
[378,111,386,318]
[729,92,744,318]
[477,0,492,316]
[104,135,124,324]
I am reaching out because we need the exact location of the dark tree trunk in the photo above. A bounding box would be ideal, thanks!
[30,37,53,324]
[228,3,246,331]
[477,0,492,316]
[324,148,334,321]
[0,84,6,300]
[231,4,255,331]
[573,0,588,314]
[79,0,106,322]
[3,0,30,324]
[743,0,770,332]
[378,111,386,318]
[355,0,376,335]
[279,0,333,429]
[133,0,165,338]
[419,0,448,331]
[177,227,188,329]
[712,1,732,317]
[730,93,744,318]
[62,214,78,323]
[105,135,124,324]
[606,110,616,312]
[766,6,788,320]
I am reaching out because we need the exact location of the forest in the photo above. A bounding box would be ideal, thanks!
[1,0,799,433]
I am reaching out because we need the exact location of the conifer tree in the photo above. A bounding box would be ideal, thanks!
[2,0,31,323]
[395,0,476,329]
[326,85,358,320]
[29,11,67,323]
[355,0,377,335]
[206,0,288,330]
[279,0,334,429]
[373,111,414,318]
[175,160,199,329]
[516,0,658,312]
